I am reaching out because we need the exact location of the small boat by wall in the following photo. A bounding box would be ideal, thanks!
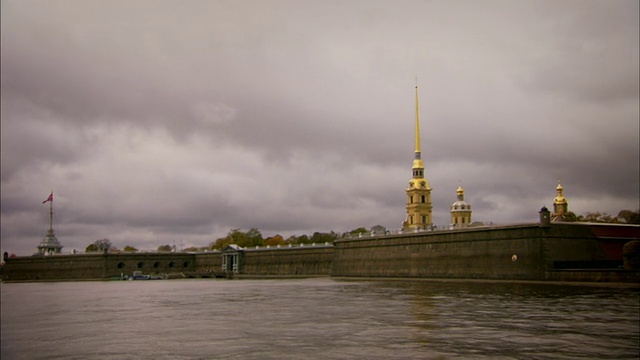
[123,271,163,280]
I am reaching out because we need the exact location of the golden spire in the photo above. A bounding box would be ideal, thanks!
[410,82,429,188]
[411,83,425,174]
[404,81,433,230]
[414,84,421,158]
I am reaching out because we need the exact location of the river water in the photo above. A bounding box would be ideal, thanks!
[1,278,638,359]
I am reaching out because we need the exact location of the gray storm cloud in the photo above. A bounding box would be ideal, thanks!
[1,0,638,255]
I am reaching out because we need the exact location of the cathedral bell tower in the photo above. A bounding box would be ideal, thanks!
[403,85,433,230]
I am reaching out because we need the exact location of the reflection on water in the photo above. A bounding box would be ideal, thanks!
[1,279,638,359]
[385,281,639,359]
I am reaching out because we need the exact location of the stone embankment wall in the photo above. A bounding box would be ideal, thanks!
[543,223,640,282]
[3,252,198,281]
[193,252,222,274]
[3,223,638,282]
[332,223,639,281]
[105,253,196,278]
[3,254,107,281]
[1,245,332,281]
[241,245,334,275]
[333,225,546,280]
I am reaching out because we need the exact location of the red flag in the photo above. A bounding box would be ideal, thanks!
[42,192,53,204]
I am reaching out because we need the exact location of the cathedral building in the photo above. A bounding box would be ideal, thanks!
[552,181,569,222]
[450,185,472,228]
[403,85,433,230]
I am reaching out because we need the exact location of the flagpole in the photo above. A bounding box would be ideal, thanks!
[49,197,53,232]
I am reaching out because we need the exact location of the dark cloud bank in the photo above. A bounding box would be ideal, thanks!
[1,0,638,255]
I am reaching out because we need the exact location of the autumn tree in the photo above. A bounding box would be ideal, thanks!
[86,239,112,252]
[345,227,368,237]
[210,236,232,250]
[123,245,138,252]
[264,234,286,246]
[582,212,615,223]
[210,228,265,250]
[285,235,300,244]
[563,211,581,222]
[562,209,640,224]
[157,244,173,252]
[617,209,640,224]
[310,231,339,244]
[85,244,99,252]
[296,234,311,244]
[244,228,264,247]
[370,225,387,235]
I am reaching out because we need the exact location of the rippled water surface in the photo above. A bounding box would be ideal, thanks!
[2,278,638,359]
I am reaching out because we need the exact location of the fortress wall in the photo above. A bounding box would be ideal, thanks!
[541,223,639,274]
[332,223,639,281]
[3,224,637,282]
[3,253,199,280]
[241,246,334,275]
[541,225,607,270]
[194,252,223,273]
[2,254,106,281]
[102,253,196,278]
[332,225,548,280]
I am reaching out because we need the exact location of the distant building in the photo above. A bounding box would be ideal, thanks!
[37,228,63,255]
[552,181,569,222]
[403,85,433,230]
[450,185,472,228]
[37,193,63,255]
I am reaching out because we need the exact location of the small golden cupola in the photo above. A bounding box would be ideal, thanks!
[552,181,569,221]
[403,84,433,230]
[450,184,472,228]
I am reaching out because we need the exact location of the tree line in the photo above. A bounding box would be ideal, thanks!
[562,209,640,224]
[84,238,175,253]
[83,209,639,253]
[83,226,386,253]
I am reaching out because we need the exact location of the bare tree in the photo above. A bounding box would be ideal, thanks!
[93,239,112,251]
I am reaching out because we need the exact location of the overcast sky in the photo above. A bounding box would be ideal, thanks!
[2,0,638,256]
